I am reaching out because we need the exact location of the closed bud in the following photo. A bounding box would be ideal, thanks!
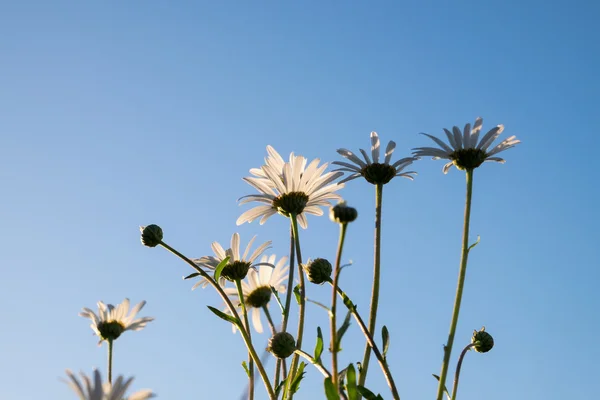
[303,258,332,285]
[471,327,494,353]
[330,201,358,224]
[140,224,163,247]
[268,332,296,359]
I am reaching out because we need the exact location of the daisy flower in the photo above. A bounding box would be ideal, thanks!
[333,132,418,185]
[79,299,154,345]
[237,146,344,229]
[65,369,155,400]
[412,117,520,173]
[191,233,272,288]
[223,254,289,333]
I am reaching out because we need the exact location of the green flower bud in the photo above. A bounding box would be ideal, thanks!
[221,261,251,282]
[471,327,494,353]
[140,224,163,247]
[330,201,358,224]
[268,332,296,359]
[303,258,332,285]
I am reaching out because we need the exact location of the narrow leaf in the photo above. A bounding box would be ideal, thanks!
[346,364,359,400]
[207,305,240,327]
[357,385,379,400]
[338,287,356,310]
[290,362,307,394]
[213,256,230,286]
[382,325,390,359]
[270,286,285,314]
[324,377,341,400]
[293,284,302,305]
[183,272,200,280]
[314,327,324,362]
[335,309,353,351]
[432,374,451,399]
[307,298,333,316]
[468,235,481,252]
[275,379,286,397]
[241,361,250,378]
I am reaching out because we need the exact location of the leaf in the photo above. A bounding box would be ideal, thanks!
[468,235,481,252]
[241,361,250,378]
[307,298,333,316]
[357,385,383,400]
[213,256,230,286]
[338,287,356,310]
[293,284,302,305]
[432,374,451,399]
[314,327,324,363]
[275,379,286,397]
[324,377,340,400]
[382,325,390,359]
[270,286,285,314]
[335,309,353,352]
[345,364,359,400]
[290,362,307,395]
[207,306,240,327]
[183,272,200,280]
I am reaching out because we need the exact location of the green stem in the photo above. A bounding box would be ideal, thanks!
[158,241,276,400]
[264,306,286,387]
[333,284,400,400]
[330,223,348,392]
[285,214,305,400]
[294,349,331,378]
[435,168,475,400]
[359,183,384,388]
[451,343,475,400]
[237,279,254,400]
[281,222,296,334]
[107,338,113,384]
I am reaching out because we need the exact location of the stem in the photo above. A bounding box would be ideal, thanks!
[285,214,306,400]
[294,349,331,378]
[435,169,475,400]
[281,222,296,334]
[330,223,348,393]
[237,279,254,400]
[359,183,384,388]
[264,306,285,388]
[107,339,113,384]
[159,241,276,399]
[333,284,400,400]
[451,344,475,400]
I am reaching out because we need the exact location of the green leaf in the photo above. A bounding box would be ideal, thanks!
[345,364,359,400]
[324,377,340,400]
[338,287,356,310]
[213,256,230,285]
[270,286,285,314]
[290,362,307,394]
[357,385,382,400]
[382,325,390,359]
[241,361,250,378]
[307,298,333,316]
[335,309,353,352]
[183,272,200,280]
[468,235,481,252]
[207,305,240,327]
[314,327,324,363]
[293,284,302,305]
[432,374,451,399]
[275,379,286,397]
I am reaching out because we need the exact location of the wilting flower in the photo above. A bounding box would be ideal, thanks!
[223,254,289,333]
[412,117,520,173]
[64,369,155,400]
[237,146,344,229]
[79,299,154,345]
[333,132,418,185]
[192,233,272,288]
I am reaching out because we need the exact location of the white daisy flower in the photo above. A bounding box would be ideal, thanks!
[223,254,289,333]
[79,299,154,345]
[333,132,418,185]
[237,146,344,229]
[412,117,520,174]
[191,233,272,288]
[65,369,155,400]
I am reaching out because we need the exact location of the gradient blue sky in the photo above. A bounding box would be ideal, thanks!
[1,1,599,399]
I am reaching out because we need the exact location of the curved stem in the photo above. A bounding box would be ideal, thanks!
[359,183,384,388]
[237,279,254,400]
[330,223,348,393]
[107,339,113,384]
[451,343,475,400]
[285,214,306,400]
[294,349,331,378]
[333,283,400,400]
[435,169,475,400]
[158,241,276,399]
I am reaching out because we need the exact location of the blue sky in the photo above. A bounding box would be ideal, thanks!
[1,1,598,399]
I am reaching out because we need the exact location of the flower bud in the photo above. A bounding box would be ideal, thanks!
[471,327,494,353]
[330,202,358,224]
[140,224,163,247]
[303,258,332,285]
[268,332,296,359]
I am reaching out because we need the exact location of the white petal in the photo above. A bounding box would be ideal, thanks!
[370,132,380,163]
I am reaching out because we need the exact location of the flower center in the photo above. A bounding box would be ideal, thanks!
[362,163,396,185]
[246,286,272,308]
[272,192,309,216]
[221,261,252,282]
[97,320,125,341]
[450,148,487,171]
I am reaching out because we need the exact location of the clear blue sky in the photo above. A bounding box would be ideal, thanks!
[1,1,598,399]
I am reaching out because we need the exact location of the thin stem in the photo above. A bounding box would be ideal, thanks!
[359,183,384,388]
[333,283,400,400]
[294,349,331,378]
[330,223,348,393]
[107,339,113,384]
[158,241,276,400]
[451,344,476,400]
[285,214,306,400]
[281,222,296,334]
[435,168,475,400]
[237,279,254,400]
[264,306,285,388]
